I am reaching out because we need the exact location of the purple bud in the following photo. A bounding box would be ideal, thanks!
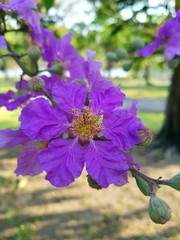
[137,127,153,146]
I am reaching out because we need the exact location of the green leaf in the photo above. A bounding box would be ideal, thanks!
[42,0,54,12]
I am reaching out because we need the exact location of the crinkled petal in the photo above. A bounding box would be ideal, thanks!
[68,56,85,80]
[6,94,31,111]
[0,90,31,111]
[19,98,68,140]
[39,138,84,187]
[14,146,42,176]
[137,39,161,58]
[126,154,140,170]
[0,90,14,108]
[102,110,143,150]
[114,172,128,187]
[85,140,129,188]
[84,50,113,92]
[57,33,78,62]
[0,129,32,148]
[89,86,125,112]
[129,100,138,115]
[52,81,86,114]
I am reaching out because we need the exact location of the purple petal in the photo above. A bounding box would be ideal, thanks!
[137,39,161,58]
[0,90,14,107]
[84,51,113,92]
[114,172,128,187]
[19,98,68,140]
[39,138,84,187]
[0,36,7,49]
[52,81,86,114]
[102,110,143,150]
[0,90,31,111]
[0,129,32,148]
[10,0,37,9]
[15,80,29,91]
[89,86,125,112]
[125,154,140,170]
[14,146,42,176]
[68,56,85,80]
[0,3,13,10]
[129,100,138,115]
[85,140,129,188]
[56,33,78,62]
[6,94,31,111]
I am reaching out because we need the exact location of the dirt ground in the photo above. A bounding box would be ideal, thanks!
[0,147,179,240]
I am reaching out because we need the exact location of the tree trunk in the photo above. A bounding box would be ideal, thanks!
[153,61,180,152]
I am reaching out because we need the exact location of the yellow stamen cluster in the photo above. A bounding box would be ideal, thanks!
[70,107,103,138]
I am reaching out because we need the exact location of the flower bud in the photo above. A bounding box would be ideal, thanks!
[137,127,153,146]
[134,174,158,196]
[28,76,44,92]
[132,38,144,50]
[49,62,64,75]
[122,62,132,71]
[116,47,128,59]
[148,194,172,224]
[106,52,118,62]
[27,46,41,62]
[164,173,180,191]
[87,174,102,190]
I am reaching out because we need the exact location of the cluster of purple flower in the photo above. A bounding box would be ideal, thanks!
[137,10,180,60]
[0,0,144,188]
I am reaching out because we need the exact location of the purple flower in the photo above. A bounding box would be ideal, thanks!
[0,80,34,111]
[19,81,143,188]
[0,0,42,43]
[0,90,31,111]
[40,30,85,80]
[84,50,113,92]
[137,10,180,60]
[0,35,7,49]
[0,128,45,176]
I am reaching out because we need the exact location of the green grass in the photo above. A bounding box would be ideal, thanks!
[0,108,20,129]
[137,112,164,133]
[121,85,168,99]
[0,80,16,93]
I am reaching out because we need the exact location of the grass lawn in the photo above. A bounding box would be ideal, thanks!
[138,112,164,133]
[0,108,20,130]
[121,85,168,99]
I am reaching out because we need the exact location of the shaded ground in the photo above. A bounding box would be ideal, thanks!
[0,147,179,240]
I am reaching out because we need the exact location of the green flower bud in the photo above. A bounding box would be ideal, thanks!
[27,46,41,62]
[132,38,144,50]
[116,47,128,59]
[122,62,132,71]
[106,52,118,62]
[134,174,158,196]
[137,127,153,146]
[164,173,180,191]
[148,194,172,224]
[49,62,64,75]
[28,76,44,92]
[87,174,102,190]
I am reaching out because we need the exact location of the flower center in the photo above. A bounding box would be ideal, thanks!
[70,107,103,138]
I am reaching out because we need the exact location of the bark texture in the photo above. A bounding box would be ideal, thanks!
[154,61,180,152]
